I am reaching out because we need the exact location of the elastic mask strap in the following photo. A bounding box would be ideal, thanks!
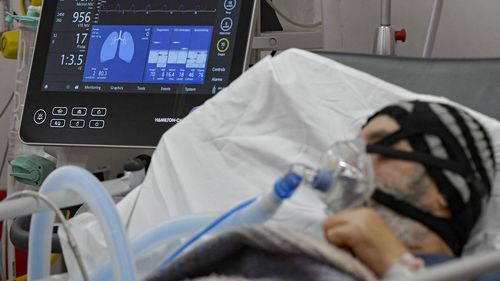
[372,128,406,147]
[372,189,463,255]
[366,144,466,175]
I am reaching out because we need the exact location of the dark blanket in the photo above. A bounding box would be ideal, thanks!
[146,226,376,281]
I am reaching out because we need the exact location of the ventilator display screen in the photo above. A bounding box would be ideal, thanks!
[82,25,213,85]
[39,0,246,95]
[21,0,254,147]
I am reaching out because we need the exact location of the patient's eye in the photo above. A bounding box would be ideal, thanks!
[365,130,392,144]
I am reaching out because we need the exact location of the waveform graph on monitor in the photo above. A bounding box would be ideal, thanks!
[97,0,217,15]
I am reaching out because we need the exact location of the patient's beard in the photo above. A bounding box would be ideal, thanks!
[368,201,431,250]
[369,167,435,249]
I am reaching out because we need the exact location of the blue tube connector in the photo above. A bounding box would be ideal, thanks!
[312,169,334,192]
[274,172,302,200]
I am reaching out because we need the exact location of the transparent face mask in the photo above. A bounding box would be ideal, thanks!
[316,138,375,214]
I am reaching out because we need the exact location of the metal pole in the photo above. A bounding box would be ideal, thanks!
[374,0,395,55]
[422,0,444,58]
[391,250,500,281]
[381,0,391,26]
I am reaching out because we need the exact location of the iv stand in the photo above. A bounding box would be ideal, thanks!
[373,0,406,56]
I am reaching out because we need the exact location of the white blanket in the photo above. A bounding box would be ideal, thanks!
[61,49,500,278]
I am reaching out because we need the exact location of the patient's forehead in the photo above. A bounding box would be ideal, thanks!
[360,115,400,144]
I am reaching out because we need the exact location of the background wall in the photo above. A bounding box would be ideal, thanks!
[329,0,500,58]
[273,0,500,57]
[0,0,499,187]
[0,56,15,188]
[0,0,18,188]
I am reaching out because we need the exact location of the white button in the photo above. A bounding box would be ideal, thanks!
[50,119,66,128]
[89,120,105,129]
[224,0,236,11]
[91,108,107,117]
[220,17,233,32]
[72,107,87,116]
[52,107,68,116]
[34,109,47,125]
[70,119,85,129]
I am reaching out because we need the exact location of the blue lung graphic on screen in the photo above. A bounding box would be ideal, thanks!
[83,25,150,83]
[100,30,135,63]
[119,31,135,62]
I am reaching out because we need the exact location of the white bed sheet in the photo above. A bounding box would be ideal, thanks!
[61,49,500,277]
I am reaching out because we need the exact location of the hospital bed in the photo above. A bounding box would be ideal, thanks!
[59,49,500,281]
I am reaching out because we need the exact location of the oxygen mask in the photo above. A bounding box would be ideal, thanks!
[290,138,375,214]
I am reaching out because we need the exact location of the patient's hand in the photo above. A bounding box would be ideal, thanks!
[323,208,409,277]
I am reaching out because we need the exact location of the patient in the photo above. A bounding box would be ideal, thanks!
[147,100,498,281]
[323,100,497,279]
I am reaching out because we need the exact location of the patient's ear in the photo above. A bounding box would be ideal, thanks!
[420,181,451,218]
[432,191,451,218]
[437,192,448,207]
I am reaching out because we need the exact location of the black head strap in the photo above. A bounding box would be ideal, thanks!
[364,101,493,256]
[366,102,482,210]
[366,144,465,175]
[444,104,494,197]
[372,190,463,255]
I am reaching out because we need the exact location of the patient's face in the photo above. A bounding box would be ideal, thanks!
[360,115,452,252]
[360,115,449,214]
[360,115,428,198]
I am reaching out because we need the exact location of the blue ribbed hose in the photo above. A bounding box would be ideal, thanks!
[92,213,218,281]
[28,166,137,281]
[91,199,260,281]
[91,172,303,280]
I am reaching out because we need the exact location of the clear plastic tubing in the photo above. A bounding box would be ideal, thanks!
[93,198,265,281]
[290,164,331,189]
[92,213,218,281]
[290,164,317,182]
[28,166,137,281]
[160,172,302,267]
[93,172,303,281]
